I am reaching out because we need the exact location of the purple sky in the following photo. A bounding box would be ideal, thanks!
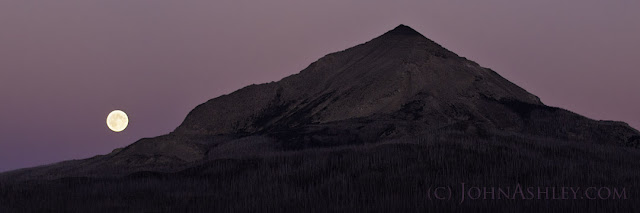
[1,0,638,172]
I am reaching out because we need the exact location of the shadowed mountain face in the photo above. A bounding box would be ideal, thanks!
[171,25,638,150]
[2,25,640,212]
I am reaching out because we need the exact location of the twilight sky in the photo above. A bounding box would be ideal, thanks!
[1,0,638,172]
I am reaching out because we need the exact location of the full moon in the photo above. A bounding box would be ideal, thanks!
[106,110,129,132]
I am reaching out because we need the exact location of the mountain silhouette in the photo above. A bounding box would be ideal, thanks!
[2,25,640,212]
[175,24,637,149]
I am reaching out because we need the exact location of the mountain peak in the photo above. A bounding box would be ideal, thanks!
[384,24,423,36]
[173,24,545,136]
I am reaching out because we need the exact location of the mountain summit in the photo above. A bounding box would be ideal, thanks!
[384,24,424,36]
[4,24,639,178]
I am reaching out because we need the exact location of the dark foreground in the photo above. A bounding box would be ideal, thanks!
[1,133,639,212]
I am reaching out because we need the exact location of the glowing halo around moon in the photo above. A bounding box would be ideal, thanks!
[106,110,129,132]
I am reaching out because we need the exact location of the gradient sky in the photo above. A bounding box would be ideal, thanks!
[1,0,638,172]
